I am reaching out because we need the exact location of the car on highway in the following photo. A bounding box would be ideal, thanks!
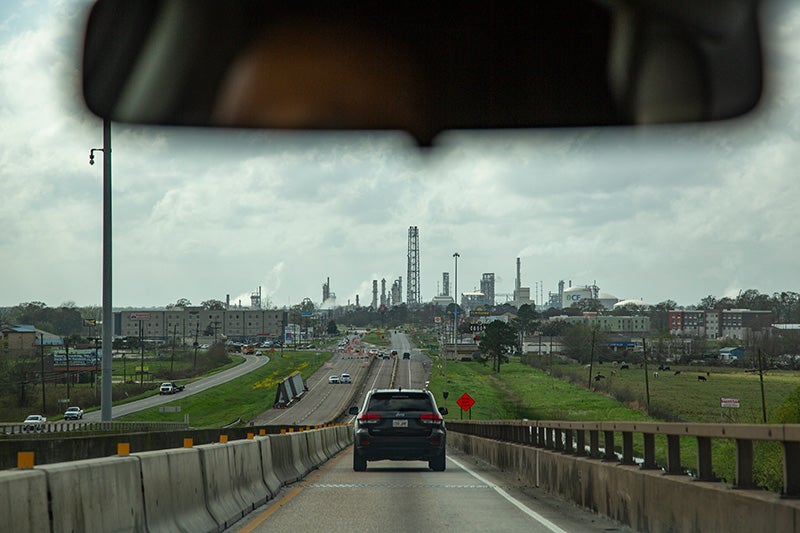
[403,352,411,360]
[349,389,448,472]
[63,406,84,420]
[340,373,352,384]
[328,375,340,384]
[22,415,47,431]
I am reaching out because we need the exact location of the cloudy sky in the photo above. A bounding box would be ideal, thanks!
[1,1,798,311]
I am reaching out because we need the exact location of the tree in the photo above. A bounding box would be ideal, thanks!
[479,321,518,373]
[167,298,192,309]
[326,320,339,335]
[201,299,226,310]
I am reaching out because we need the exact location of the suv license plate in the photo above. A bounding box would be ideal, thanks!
[392,419,408,428]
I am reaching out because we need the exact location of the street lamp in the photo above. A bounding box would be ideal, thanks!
[89,118,113,421]
[449,252,460,405]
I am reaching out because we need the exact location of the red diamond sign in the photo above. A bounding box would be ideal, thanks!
[456,393,475,412]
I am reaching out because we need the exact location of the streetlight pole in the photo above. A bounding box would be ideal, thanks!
[90,118,113,421]
[449,252,460,404]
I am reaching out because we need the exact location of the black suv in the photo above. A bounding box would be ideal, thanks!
[349,389,448,471]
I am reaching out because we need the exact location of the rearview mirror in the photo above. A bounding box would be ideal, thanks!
[83,0,762,145]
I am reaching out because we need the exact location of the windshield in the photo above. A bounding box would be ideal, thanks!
[1,0,796,311]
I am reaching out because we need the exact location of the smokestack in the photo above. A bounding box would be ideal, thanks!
[516,258,521,291]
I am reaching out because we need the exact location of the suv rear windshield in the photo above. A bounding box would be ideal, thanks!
[367,392,433,412]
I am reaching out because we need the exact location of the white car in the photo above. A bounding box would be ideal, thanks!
[23,415,47,431]
[340,373,352,383]
[328,375,340,384]
[63,406,84,420]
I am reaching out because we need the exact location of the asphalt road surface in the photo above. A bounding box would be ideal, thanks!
[83,353,269,421]
[228,447,631,533]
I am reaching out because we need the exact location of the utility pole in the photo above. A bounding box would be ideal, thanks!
[587,329,596,389]
[171,324,177,376]
[65,339,70,401]
[139,320,144,387]
[643,338,651,413]
[40,333,46,413]
[757,347,767,423]
[193,322,199,369]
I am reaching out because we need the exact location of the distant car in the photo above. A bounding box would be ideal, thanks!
[328,375,340,384]
[403,352,411,359]
[63,406,84,420]
[391,350,398,356]
[349,389,448,472]
[159,381,185,394]
[22,415,47,431]
[382,354,390,360]
[255,350,262,356]
[340,373,351,383]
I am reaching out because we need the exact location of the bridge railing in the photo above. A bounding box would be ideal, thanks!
[447,419,800,497]
[0,420,188,436]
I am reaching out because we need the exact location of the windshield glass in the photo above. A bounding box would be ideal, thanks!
[0,0,796,334]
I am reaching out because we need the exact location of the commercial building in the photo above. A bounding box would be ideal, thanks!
[668,309,774,340]
[558,313,651,334]
[115,307,287,342]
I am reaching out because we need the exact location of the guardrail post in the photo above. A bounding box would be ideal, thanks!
[696,437,715,481]
[783,441,800,497]
[545,427,554,449]
[603,431,616,462]
[589,430,600,458]
[641,433,658,470]
[576,429,586,456]
[554,428,563,451]
[734,438,754,488]
[666,435,682,474]
[620,431,634,465]
[536,426,545,448]
[564,429,574,454]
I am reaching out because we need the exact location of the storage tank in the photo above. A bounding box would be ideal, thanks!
[562,285,595,307]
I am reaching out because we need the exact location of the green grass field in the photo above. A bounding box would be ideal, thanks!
[120,351,330,427]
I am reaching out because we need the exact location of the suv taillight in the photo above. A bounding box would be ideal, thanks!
[419,412,443,425]
[358,412,381,425]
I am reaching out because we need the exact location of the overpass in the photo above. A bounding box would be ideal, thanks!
[2,419,800,531]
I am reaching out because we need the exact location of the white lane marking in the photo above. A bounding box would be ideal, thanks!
[448,456,568,533]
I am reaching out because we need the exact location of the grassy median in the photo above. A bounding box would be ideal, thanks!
[119,350,330,427]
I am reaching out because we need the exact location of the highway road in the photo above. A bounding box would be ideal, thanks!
[229,446,630,533]
[83,353,270,421]
[253,331,433,427]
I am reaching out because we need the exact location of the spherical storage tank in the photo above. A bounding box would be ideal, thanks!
[562,285,595,307]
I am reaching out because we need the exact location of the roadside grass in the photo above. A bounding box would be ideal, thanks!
[420,346,799,489]
[361,331,391,346]
[119,351,330,427]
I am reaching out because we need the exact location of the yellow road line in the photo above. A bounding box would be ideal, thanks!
[237,447,350,532]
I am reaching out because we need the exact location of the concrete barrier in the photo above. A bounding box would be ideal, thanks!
[256,436,282,497]
[269,433,302,485]
[306,430,327,464]
[320,427,337,458]
[39,455,145,533]
[290,432,315,477]
[197,440,268,530]
[135,447,217,533]
[448,431,800,533]
[0,469,49,533]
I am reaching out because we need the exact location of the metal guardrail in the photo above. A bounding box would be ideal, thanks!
[447,420,800,497]
[0,420,188,436]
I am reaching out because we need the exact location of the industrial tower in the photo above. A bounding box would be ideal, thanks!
[407,226,420,305]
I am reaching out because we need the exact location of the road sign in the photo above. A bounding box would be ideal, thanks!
[457,393,475,412]
[720,397,740,408]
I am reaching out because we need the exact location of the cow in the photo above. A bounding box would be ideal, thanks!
[698,375,707,382]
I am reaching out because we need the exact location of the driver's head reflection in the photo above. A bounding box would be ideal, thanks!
[214,17,423,132]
